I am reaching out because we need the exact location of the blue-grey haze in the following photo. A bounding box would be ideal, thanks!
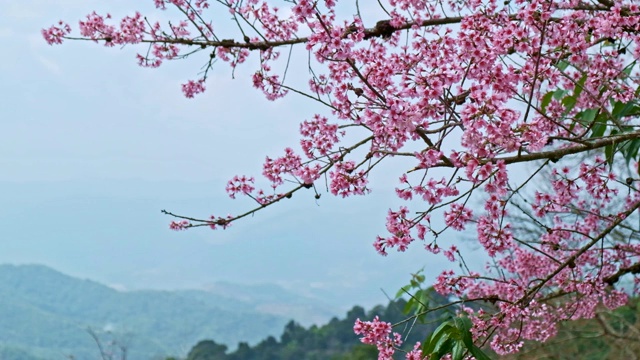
[0,0,464,312]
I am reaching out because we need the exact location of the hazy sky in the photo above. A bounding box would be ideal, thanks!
[0,1,474,310]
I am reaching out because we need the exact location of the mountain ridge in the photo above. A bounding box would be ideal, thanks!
[0,264,338,360]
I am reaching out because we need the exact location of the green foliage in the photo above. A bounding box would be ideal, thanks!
[11,264,640,359]
[187,340,229,360]
[330,344,378,359]
[396,270,453,325]
[179,295,453,360]
[421,316,490,360]
[541,60,640,173]
[398,270,491,360]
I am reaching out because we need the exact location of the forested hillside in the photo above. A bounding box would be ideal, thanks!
[4,264,638,359]
[0,264,332,360]
[176,291,453,360]
[176,295,640,360]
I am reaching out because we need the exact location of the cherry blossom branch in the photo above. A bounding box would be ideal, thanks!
[436,130,640,167]
[391,296,506,328]
[521,199,640,305]
[605,261,640,286]
[61,15,467,51]
[163,135,374,227]
[44,1,640,357]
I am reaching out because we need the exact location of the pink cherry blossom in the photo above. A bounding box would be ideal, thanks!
[182,79,206,98]
[44,0,640,357]
[353,316,402,360]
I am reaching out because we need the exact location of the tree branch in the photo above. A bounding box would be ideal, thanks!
[521,199,640,305]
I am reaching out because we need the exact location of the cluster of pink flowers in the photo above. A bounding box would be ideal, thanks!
[45,0,640,357]
[414,149,442,169]
[329,160,369,198]
[41,21,71,45]
[225,175,255,199]
[375,206,413,255]
[444,204,473,231]
[353,316,403,360]
[262,148,308,186]
[169,220,191,230]
[181,79,206,98]
[299,115,342,159]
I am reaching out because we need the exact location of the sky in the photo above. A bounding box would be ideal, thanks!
[0,0,477,311]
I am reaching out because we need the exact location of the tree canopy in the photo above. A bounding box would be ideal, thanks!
[180,297,448,360]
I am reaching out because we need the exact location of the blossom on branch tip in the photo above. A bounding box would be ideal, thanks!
[226,175,255,199]
[42,21,71,45]
[169,220,190,230]
[182,79,206,98]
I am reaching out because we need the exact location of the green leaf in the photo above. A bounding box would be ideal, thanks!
[622,61,637,77]
[540,91,555,113]
[468,345,493,360]
[572,73,588,101]
[416,312,428,324]
[577,108,598,124]
[453,316,472,332]
[423,315,493,360]
[605,142,617,167]
[428,322,453,344]
[612,100,636,120]
[416,294,430,323]
[451,341,465,360]
[562,96,577,114]
[395,285,411,299]
[460,325,475,350]
[422,322,454,355]
[404,297,416,314]
[623,139,640,166]
[433,338,455,359]
[590,112,608,139]
[556,59,570,72]
[553,89,568,100]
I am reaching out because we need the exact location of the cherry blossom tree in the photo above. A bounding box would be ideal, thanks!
[44,0,640,358]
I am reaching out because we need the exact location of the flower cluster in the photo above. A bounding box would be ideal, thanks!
[329,161,369,198]
[299,115,341,159]
[42,21,71,45]
[225,175,255,199]
[169,220,190,230]
[353,316,402,360]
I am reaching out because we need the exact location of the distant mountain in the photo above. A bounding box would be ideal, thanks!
[181,282,337,326]
[0,264,338,360]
